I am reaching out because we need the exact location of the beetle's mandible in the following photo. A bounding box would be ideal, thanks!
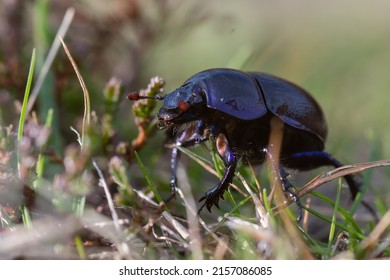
[128,68,362,214]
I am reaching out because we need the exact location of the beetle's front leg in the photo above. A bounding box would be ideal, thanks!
[168,121,208,201]
[199,133,237,212]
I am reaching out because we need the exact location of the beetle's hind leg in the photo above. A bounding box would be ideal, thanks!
[287,151,361,198]
[287,151,378,220]
[263,147,303,221]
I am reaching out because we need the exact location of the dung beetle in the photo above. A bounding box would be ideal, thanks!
[128,68,363,214]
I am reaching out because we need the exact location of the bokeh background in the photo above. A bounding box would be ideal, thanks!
[1,0,390,258]
[2,0,390,155]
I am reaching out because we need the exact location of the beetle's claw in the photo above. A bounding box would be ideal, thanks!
[198,197,215,214]
[198,187,223,213]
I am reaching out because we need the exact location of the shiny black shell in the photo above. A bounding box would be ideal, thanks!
[184,68,327,144]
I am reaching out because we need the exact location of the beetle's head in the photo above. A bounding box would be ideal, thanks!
[155,83,205,129]
[127,83,206,129]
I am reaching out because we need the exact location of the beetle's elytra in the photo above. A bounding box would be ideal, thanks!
[129,68,362,214]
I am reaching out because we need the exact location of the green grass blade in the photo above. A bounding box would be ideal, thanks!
[208,195,252,235]
[210,144,224,178]
[302,205,365,240]
[327,179,343,257]
[18,48,36,142]
[33,0,57,132]
[263,188,276,225]
[177,146,212,166]
[74,235,86,259]
[229,195,253,214]
[308,190,363,235]
[72,196,86,217]
[297,226,327,256]
[134,151,165,206]
[18,48,36,178]
[34,108,54,189]
[226,188,237,208]
[21,206,33,229]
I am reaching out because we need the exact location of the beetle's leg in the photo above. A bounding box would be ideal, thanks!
[167,144,180,202]
[167,121,208,201]
[287,151,360,197]
[280,168,297,202]
[280,167,303,221]
[287,151,378,220]
[263,147,303,220]
[199,133,236,212]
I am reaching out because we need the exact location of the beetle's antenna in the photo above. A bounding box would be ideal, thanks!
[127,91,165,101]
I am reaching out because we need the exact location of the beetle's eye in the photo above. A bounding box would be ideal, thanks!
[178,100,190,112]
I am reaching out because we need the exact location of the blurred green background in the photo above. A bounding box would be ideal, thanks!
[1,0,390,213]
[2,0,390,155]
